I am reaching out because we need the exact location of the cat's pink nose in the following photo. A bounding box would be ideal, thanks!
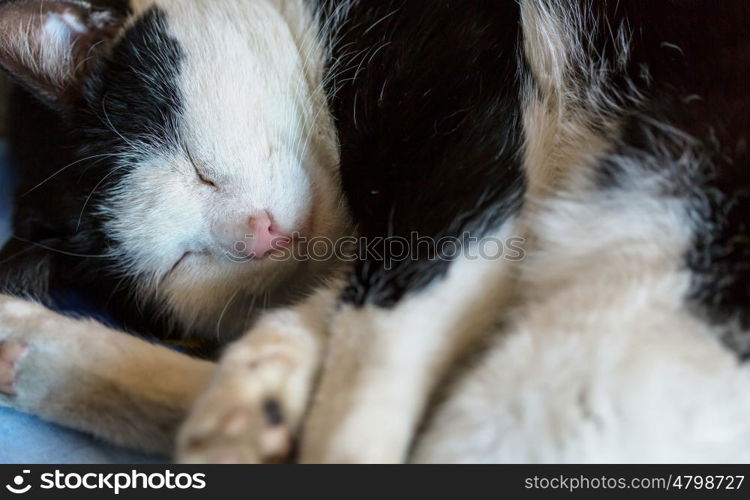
[248,212,292,259]
[215,211,292,260]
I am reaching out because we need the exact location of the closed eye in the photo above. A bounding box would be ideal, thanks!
[186,148,218,188]
[194,164,217,188]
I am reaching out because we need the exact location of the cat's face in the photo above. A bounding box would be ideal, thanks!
[0,0,347,337]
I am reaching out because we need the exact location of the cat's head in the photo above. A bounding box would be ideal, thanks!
[0,0,347,338]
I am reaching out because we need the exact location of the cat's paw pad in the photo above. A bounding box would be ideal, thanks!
[177,389,293,464]
[0,342,28,395]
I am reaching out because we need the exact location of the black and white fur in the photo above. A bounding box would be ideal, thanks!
[413,0,750,463]
[0,0,749,463]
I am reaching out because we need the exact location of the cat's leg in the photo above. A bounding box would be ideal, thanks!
[412,173,750,464]
[292,0,530,463]
[0,294,214,455]
[176,283,339,464]
[299,225,522,464]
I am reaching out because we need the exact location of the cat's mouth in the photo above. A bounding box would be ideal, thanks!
[164,244,294,284]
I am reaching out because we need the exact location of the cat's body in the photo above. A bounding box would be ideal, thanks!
[0,0,749,463]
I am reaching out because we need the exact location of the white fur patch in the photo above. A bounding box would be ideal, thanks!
[0,300,39,318]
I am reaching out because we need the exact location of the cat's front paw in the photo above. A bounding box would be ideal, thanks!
[176,341,296,464]
[0,296,53,404]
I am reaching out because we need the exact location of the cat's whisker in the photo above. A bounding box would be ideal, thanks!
[19,153,121,197]
[10,236,113,260]
[75,164,129,231]
[215,289,240,342]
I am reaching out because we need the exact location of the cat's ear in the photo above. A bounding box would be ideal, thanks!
[0,0,124,107]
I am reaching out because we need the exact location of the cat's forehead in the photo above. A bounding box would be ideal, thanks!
[98,0,313,163]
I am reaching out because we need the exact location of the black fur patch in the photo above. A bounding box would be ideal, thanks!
[686,156,750,359]
[79,7,185,154]
[605,0,750,150]
[320,0,527,307]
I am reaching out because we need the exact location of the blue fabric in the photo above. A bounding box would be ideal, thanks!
[0,140,164,464]
[0,413,162,465]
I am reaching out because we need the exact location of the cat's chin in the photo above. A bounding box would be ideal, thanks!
[159,255,338,341]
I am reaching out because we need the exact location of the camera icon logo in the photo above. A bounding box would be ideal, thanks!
[5,470,32,495]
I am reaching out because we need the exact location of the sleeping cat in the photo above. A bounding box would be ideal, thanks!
[0,0,350,454]
[1,0,750,463]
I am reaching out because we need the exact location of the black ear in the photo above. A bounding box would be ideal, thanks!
[0,0,124,107]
